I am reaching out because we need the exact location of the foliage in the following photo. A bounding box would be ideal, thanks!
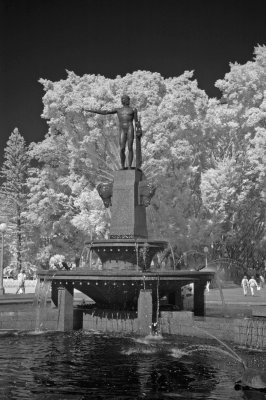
[35,70,210,261]
[0,129,31,270]
[4,261,37,279]
[2,48,266,275]
[201,45,266,270]
[26,135,91,263]
[49,254,67,270]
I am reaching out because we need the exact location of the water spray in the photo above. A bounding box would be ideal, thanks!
[194,325,246,369]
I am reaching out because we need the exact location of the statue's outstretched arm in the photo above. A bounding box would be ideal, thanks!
[86,109,117,115]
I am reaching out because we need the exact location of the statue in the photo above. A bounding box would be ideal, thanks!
[87,95,142,169]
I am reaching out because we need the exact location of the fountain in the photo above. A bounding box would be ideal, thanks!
[38,96,215,334]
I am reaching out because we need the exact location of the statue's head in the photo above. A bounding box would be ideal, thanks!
[121,95,130,106]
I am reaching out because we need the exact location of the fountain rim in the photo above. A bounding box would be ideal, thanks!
[84,239,168,247]
[37,268,215,280]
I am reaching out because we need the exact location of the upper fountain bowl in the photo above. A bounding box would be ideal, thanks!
[81,238,168,271]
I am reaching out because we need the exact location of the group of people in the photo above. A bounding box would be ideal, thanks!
[241,275,264,296]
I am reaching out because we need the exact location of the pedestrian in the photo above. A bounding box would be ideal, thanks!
[241,276,249,296]
[16,269,26,294]
[248,276,259,296]
[259,275,265,288]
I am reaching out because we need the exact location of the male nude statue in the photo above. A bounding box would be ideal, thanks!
[87,95,141,169]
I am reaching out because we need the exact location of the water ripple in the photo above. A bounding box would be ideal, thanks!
[0,331,261,399]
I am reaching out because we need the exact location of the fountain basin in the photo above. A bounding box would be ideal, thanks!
[81,239,168,271]
[38,269,214,310]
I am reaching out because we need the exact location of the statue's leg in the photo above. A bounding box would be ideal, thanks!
[135,135,142,169]
[127,126,134,168]
[119,129,127,169]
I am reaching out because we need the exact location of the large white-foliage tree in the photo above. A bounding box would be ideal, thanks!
[201,45,266,270]
[2,46,265,273]
[26,70,211,265]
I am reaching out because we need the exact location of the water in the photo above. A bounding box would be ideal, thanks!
[167,243,176,270]
[0,331,265,399]
[34,278,52,331]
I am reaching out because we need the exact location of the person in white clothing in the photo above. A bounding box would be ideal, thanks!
[16,270,26,294]
[241,276,249,296]
[248,276,259,296]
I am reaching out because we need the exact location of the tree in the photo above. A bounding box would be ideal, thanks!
[0,129,31,270]
[33,70,210,262]
[26,135,85,263]
[201,46,266,270]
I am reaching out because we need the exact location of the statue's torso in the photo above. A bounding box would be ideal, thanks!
[117,106,135,127]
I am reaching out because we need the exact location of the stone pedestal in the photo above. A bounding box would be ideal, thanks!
[110,169,147,239]
[194,282,205,316]
[137,289,152,335]
[57,286,74,331]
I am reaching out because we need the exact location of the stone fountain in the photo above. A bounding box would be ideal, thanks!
[38,95,214,332]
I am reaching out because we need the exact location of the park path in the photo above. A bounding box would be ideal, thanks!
[206,285,266,305]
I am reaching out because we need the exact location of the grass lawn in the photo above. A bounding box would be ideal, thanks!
[206,285,266,304]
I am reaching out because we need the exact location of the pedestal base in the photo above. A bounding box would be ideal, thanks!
[137,289,152,335]
[57,286,74,331]
[110,169,147,238]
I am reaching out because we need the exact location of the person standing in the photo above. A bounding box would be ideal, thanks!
[241,276,249,296]
[16,270,26,294]
[259,275,265,288]
[248,276,259,296]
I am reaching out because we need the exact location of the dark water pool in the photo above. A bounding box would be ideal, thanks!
[0,330,265,400]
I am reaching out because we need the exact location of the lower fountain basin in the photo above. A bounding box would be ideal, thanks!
[38,268,214,310]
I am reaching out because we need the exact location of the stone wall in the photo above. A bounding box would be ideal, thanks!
[2,308,266,350]
[160,311,266,349]
[160,311,236,342]
[83,310,139,333]
[82,310,266,349]
[0,309,58,330]
[234,317,266,349]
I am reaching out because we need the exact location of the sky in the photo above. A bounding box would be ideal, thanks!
[1,0,266,165]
